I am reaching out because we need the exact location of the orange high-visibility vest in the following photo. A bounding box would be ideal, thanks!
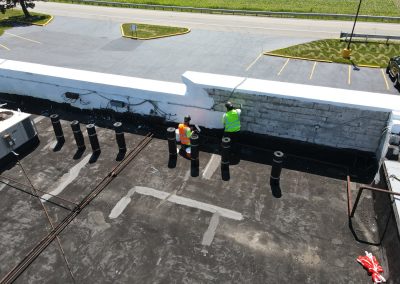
[178,123,190,145]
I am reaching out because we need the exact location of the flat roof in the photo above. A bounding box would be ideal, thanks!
[0,111,394,283]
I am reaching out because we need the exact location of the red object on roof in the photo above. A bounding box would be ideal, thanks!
[357,251,386,283]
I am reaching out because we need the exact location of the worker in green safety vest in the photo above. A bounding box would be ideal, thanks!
[222,101,241,155]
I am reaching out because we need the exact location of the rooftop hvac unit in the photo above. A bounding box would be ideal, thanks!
[0,108,38,160]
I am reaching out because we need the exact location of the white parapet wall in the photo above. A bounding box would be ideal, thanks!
[1,58,400,160]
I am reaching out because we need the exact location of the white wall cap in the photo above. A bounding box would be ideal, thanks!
[238,78,399,112]
[0,59,186,96]
[183,71,400,113]
[182,71,245,91]
[393,111,400,120]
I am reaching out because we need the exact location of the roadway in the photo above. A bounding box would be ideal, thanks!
[34,2,400,38]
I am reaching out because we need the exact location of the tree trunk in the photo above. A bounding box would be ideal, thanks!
[19,0,31,18]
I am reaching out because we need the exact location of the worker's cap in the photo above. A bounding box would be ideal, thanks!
[225,101,234,110]
[184,115,191,122]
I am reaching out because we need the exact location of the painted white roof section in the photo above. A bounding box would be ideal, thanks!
[0,108,31,133]
[0,59,186,96]
[183,71,400,113]
[393,111,400,120]
[383,161,400,236]
[392,121,400,134]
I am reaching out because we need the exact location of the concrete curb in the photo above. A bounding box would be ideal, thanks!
[17,15,54,27]
[120,24,190,40]
[265,52,384,68]
[357,64,382,68]
[264,52,333,63]
[36,15,54,26]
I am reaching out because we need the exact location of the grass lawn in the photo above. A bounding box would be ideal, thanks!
[55,0,400,17]
[267,39,400,67]
[0,10,51,36]
[121,23,189,39]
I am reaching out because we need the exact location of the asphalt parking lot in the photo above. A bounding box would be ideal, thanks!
[0,13,398,95]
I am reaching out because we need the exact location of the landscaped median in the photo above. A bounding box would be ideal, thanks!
[121,23,190,40]
[265,39,400,67]
[0,10,52,36]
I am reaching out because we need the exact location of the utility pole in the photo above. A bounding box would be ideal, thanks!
[342,0,363,59]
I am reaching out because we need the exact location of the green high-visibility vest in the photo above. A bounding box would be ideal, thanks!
[224,110,240,132]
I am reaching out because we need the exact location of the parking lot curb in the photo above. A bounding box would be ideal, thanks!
[120,24,190,40]
[264,52,333,63]
[357,64,381,68]
[18,15,54,27]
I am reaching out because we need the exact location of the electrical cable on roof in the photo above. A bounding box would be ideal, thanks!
[211,77,247,111]
[390,174,400,182]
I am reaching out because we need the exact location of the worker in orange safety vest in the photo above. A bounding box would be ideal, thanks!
[178,115,193,158]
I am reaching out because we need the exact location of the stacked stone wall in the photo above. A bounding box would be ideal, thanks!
[209,88,391,153]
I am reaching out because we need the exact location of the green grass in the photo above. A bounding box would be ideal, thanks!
[121,23,189,39]
[268,39,400,67]
[0,10,51,36]
[54,0,400,17]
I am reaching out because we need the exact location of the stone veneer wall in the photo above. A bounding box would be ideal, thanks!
[208,88,391,154]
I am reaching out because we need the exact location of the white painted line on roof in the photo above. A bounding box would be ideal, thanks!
[277,58,289,76]
[183,169,190,182]
[5,32,41,44]
[109,187,137,219]
[246,53,263,72]
[33,115,46,124]
[0,181,8,192]
[41,154,91,202]
[201,212,220,246]
[135,186,243,220]
[381,69,390,91]
[309,62,317,80]
[202,154,220,180]
[0,43,10,51]
[156,169,190,208]
[40,140,57,152]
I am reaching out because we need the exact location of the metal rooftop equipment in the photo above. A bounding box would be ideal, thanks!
[0,108,38,160]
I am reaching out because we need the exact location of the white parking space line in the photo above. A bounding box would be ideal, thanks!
[309,62,317,80]
[5,32,42,44]
[277,58,290,76]
[348,65,351,85]
[0,43,10,51]
[246,53,263,72]
[381,69,390,90]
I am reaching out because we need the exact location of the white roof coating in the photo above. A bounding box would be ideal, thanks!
[183,71,400,113]
[0,59,186,96]
[384,160,400,236]
[0,108,31,133]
